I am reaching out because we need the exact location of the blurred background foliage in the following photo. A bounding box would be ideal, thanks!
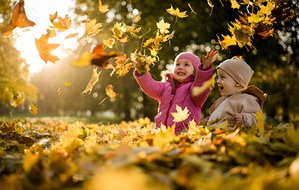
[0,0,298,124]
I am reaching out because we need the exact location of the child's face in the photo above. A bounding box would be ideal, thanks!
[173,59,195,83]
[216,69,242,96]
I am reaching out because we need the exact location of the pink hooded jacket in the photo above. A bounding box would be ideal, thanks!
[134,64,213,134]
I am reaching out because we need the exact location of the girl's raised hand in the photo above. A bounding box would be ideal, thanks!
[201,49,218,69]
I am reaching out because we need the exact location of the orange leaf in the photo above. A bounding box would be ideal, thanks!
[91,44,122,68]
[51,14,72,32]
[105,84,117,98]
[3,0,35,37]
[35,34,60,63]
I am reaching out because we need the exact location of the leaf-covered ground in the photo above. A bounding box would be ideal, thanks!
[0,117,299,190]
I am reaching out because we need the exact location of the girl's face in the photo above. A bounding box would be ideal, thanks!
[173,59,195,83]
[216,69,242,96]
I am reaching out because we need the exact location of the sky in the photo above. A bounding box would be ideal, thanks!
[13,0,77,74]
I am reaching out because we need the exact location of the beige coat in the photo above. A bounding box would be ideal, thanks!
[207,86,266,128]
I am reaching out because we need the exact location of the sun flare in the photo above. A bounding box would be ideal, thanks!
[13,0,77,74]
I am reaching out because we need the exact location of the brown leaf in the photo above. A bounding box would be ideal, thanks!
[91,44,122,68]
[2,0,35,37]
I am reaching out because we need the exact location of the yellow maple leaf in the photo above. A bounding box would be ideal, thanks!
[50,14,72,32]
[71,51,93,67]
[255,110,265,135]
[98,0,109,13]
[64,81,72,87]
[218,34,237,49]
[166,5,188,18]
[230,0,240,9]
[131,13,141,23]
[82,67,101,94]
[83,19,102,37]
[259,2,275,16]
[106,84,117,98]
[10,90,25,107]
[110,54,132,77]
[112,22,129,43]
[248,13,264,24]
[35,34,60,63]
[103,38,116,48]
[152,125,176,147]
[29,103,38,116]
[171,105,190,122]
[156,19,170,34]
[192,74,215,96]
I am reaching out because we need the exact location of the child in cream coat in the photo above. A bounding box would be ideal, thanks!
[206,57,266,128]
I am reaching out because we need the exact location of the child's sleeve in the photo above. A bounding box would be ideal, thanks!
[239,95,263,127]
[133,70,164,101]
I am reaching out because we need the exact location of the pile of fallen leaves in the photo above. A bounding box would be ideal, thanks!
[0,117,299,190]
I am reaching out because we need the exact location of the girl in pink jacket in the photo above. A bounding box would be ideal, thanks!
[134,50,218,134]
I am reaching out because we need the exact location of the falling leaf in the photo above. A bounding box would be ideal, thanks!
[166,5,188,18]
[131,13,141,23]
[83,19,102,37]
[130,51,156,73]
[49,12,58,22]
[98,0,109,13]
[50,14,72,32]
[207,0,214,15]
[171,105,190,122]
[109,53,132,77]
[71,51,93,67]
[2,0,35,37]
[112,22,129,43]
[10,90,25,107]
[29,103,38,116]
[259,2,275,16]
[82,67,101,94]
[156,19,170,34]
[35,34,60,63]
[106,84,117,98]
[91,44,122,68]
[188,3,197,14]
[64,81,72,87]
[192,74,215,96]
[103,38,116,48]
[256,111,265,135]
[218,34,237,49]
[57,88,63,95]
[65,32,78,39]
[230,0,240,9]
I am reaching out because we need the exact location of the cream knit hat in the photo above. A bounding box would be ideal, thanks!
[216,57,254,88]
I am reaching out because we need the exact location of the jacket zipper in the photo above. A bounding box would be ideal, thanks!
[164,94,174,126]
[164,79,177,126]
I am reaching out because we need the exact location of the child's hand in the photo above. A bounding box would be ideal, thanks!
[233,113,245,124]
[134,61,146,75]
[201,49,218,69]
